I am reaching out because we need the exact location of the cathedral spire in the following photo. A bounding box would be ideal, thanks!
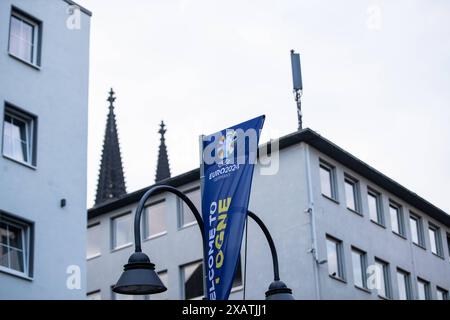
[155,121,171,182]
[95,88,126,205]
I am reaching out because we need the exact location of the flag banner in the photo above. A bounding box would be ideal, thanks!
[200,115,265,300]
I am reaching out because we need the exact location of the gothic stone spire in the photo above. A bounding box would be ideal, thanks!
[95,88,127,205]
[155,121,171,182]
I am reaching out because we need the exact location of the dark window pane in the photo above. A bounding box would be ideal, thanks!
[0,245,9,268]
[7,224,23,249]
[232,258,243,288]
[0,223,8,245]
[183,261,203,299]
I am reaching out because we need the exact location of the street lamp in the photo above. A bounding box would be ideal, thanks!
[112,184,294,300]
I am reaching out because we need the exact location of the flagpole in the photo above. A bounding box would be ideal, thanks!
[198,134,208,300]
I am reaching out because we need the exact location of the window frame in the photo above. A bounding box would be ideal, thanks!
[446,233,450,262]
[367,188,384,226]
[2,103,38,168]
[177,187,201,229]
[143,199,167,240]
[351,246,368,289]
[87,222,101,260]
[319,160,338,202]
[396,268,412,300]
[344,175,361,214]
[409,213,425,248]
[111,212,133,251]
[8,7,42,68]
[389,201,405,238]
[374,258,391,299]
[428,223,443,258]
[326,235,345,281]
[417,277,431,300]
[0,211,34,279]
[436,286,448,300]
[180,259,204,300]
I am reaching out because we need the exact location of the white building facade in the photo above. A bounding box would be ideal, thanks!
[87,129,450,300]
[0,0,91,299]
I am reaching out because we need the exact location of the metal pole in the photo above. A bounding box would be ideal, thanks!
[295,90,303,131]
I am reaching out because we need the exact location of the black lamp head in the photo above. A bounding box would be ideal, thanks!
[265,280,295,300]
[112,252,167,295]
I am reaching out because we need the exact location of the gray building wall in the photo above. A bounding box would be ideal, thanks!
[0,0,90,299]
[87,138,450,300]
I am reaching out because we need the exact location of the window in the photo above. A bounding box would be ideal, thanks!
[417,278,431,300]
[9,9,41,66]
[368,189,383,225]
[181,259,242,300]
[178,188,201,228]
[437,287,448,300]
[2,104,37,166]
[112,213,133,250]
[87,223,101,259]
[143,201,166,239]
[409,214,425,247]
[181,260,204,300]
[396,269,412,300]
[351,247,367,289]
[87,290,101,300]
[447,234,450,262]
[326,236,345,280]
[0,212,33,278]
[374,259,391,299]
[389,202,405,237]
[428,224,443,257]
[320,161,337,200]
[344,176,360,213]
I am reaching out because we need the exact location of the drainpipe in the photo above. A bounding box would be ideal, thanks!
[305,144,321,300]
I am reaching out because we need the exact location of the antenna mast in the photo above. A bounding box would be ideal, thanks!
[290,50,303,130]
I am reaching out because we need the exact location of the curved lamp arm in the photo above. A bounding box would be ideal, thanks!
[247,210,280,282]
[132,185,280,284]
[133,185,205,252]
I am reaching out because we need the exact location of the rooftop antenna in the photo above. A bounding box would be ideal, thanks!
[290,50,303,130]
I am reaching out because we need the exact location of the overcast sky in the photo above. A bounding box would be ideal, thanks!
[77,0,450,213]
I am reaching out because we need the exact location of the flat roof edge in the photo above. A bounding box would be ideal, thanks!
[63,0,92,16]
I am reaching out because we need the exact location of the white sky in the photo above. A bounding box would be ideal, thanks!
[77,0,450,213]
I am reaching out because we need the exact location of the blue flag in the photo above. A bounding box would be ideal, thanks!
[200,115,265,300]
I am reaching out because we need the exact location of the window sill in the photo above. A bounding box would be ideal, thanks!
[2,154,36,170]
[231,285,244,293]
[144,231,168,242]
[377,294,391,300]
[178,221,198,231]
[392,231,407,240]
[9,53,41,70]
[354,285,371,294]
[87,253,101,261]
[432,252,445,260]
[412,242,426,251]
[370,219,386,229]
[329,274,347,284]
[0,266,33,282]
[347,208,363,217]
[111,242,133,253]
[322,194,339,205]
